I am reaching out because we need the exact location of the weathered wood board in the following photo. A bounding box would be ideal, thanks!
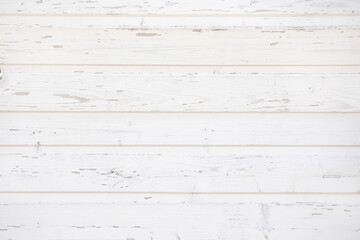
[1,28,360,65]
[0,147,359,193]
[2,0,360,15]
[1,113,360,146]
[1,73,360,112]
[0,194,359,240]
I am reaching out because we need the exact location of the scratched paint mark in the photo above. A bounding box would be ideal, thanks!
[79,168,96,171]
[42,35,52,39]
[54,94,89,103]
[136,33,159,37]
[193,29,202,32]
[53,45,63,48]
[270,42,279,46]
[103,6,126,9]
[72,226,85,229]
[9,129,20,131]
[13,92,29,96]
[7,225,24,228]
[283,98,291,103]
[323,175,341,178]
[260,204,271,240]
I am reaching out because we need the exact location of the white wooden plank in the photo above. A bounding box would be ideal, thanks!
[0,113,359,146]
[1,15,360,29]
[1,28,359,65]
[1,0,359,15]
[1,73,360,112]
[0,196,359,240]
[2,64,360,74]
[1,192,359,204]
[0,147,359,192]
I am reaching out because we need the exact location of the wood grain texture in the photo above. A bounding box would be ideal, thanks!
[0,195,359,240]
[2,64,360,74]
[1,0,360,239]
[1,73,360,112]
[1,0,360,15]
[0,147,359,192]
[1,15,360,29]
[1,28,360,65]
[1,193,359,204]
[1,113,360,146]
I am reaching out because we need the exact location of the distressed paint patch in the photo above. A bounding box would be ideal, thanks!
[54,94,89,103]
[136,33,159,37]
[13,92,29,96]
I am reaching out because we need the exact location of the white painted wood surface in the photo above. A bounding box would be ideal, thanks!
[3,64,360,74]
[2,0,360,14]
[1,113,360,145]
[1,73,360,112]
[0,0,359,239]
[0,196,359,240]
[0,147,359,193]
[1,28,359,65]
[2,15,360,29]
